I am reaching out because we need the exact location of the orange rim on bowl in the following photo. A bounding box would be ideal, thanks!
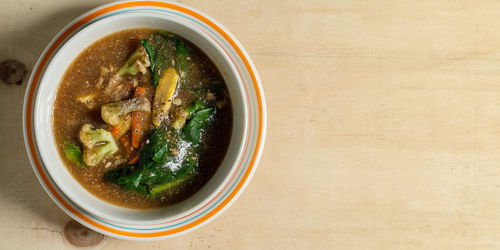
[22,0,266,240]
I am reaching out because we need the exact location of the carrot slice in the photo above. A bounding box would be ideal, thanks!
[109,126,121,138]
[127,154,139,164]
[108,114,131,140]
[131,87,147,149]
[120,135,134,157]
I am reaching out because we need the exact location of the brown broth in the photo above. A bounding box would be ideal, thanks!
[53,28,232,209]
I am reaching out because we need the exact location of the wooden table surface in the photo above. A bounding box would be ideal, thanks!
[4,0,500,249]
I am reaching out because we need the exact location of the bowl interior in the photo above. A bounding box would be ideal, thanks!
[33,11,247,224]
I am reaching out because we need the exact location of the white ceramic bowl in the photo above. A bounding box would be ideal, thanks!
[23,0,266,240]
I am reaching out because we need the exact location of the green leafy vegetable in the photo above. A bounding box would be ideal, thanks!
[150,158,195,194]
[63,141,84,167]
[171,99,205,130]
[140,126,170,165]
[104,165,149,195]
[185,100,204,118]
[145,32,191,85]
[176,40,189,73]
[183,108,215,144]
[104,126,200,196]
[149,33,176,85]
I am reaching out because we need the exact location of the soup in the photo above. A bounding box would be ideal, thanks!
[53,29,232,209]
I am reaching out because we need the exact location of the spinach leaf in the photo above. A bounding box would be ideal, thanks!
[104,165,149,195]
[140,128,196,192]
[145,32,191,85]
[63,141,84,167]
[150,158,196,194]
[139,126,171,165]
[104,126,199,196]
[176,40,189,73]
[149,33,176,86]
[185,99,204,119]
[183,108,215,144]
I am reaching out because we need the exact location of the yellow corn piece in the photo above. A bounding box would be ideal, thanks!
[77,93,97,104]
[152,67,179,126]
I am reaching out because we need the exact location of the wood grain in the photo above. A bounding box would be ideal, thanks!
[4,0,500,249]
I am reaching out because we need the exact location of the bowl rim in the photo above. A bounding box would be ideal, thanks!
[34,10,250,226]
[22,0,266,241]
